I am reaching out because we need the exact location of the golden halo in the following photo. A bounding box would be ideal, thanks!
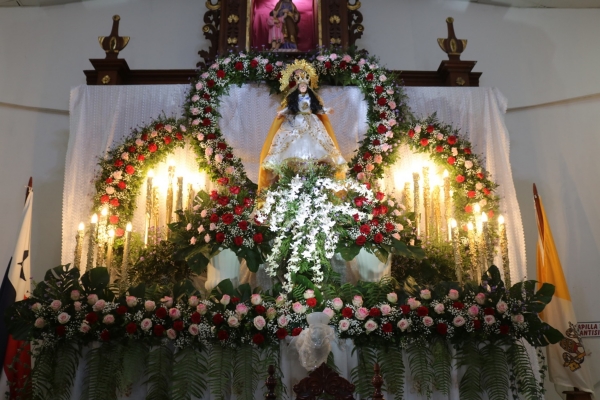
[278,60,319,92]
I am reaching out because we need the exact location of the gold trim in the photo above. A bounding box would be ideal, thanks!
[227,14,239,23]
[318,0,322,47]
[446,17,454,23]
[202,24,212,33]
[330,38,341,44]
[112,15,120,21]
[205,0,221,11]
[227,37,239,45]
[246,0,251,51]
[347,0,361,11]
[329,15,340,24]
[101,75,111,85]
[455,77,465,86]
[279,60,319,92]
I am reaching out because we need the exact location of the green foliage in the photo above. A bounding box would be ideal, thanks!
[480,342,510,400]
[431,339,452,394]
[171,347,207,400]
[52,342,82,400]
[507,341,542,400]
[377,346,405,400]
[129,240,192,287]
[391,242,457,287]
[350,346,377,398]
[406,343,433,397]
[80,267,114,301]
[82,342,122,400]
[355,276,396,306]
[31,347,57,400]
[208,345,233,400]
[232,345,261,400]
[457,341,483,400]
[117,340,148,395]
[145,344,174,400]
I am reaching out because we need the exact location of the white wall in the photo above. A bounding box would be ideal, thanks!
[0,0,599,396]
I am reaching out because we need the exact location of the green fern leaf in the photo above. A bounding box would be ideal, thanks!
[145,344,174,400]
[431,339,451,394]
[377,346,405,400]
[232,345,257,400]
[52,342,81,400]
[208,345,233,400]
[350,346,377,398]
[82,342,121,400]
[481,342,509,400]
[31,346,57,400]
[456,341,483,400]
[171,346,207,399]
[507,341,541,400]
[117,340,148,395]
[406,343,433,397]
[258,344,286,399]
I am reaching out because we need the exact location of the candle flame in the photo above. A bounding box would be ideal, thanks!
[481,212,488,222]
[498,215,505,225]
[148,169,155,178]
[101,205,108,216]
[91,213,98,224]
[474,204,481,213]
[467,222,474,231]
[108,229,115,238]
[78,222,85,231]
[126,222,133,232]
[450,218,457,228]
[443,169,449,178]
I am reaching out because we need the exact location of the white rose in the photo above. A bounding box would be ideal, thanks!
[250,294,262,305]
[332,298,344,310]
[465,160,473,169]
[220,294,230,306]
[57,312,71,324]
[303,290,315,299]
[386,293,398,303]
[144,300,156,312]
[228,316,240,327]
[352,296,363,307]
[420,289,431,300]
[253,316,266,330]
[32,302,42,312]
[105,186,115,195]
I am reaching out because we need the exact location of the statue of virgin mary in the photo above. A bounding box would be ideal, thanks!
[258,60,346,190]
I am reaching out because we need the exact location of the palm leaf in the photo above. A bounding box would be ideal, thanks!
[456,341,483,400]
[481,342,509,400]
[208,345,233,400]
[171,346,207,399]
[431,338,451,394]
[507,341,541,400]
[144,344,174,400]
[406,343,433,397]
[377,345,405,400]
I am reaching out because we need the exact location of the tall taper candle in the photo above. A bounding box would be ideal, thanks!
[432,185,441,243]
[422,166,430,240]
[74,222,84,270]
[443,170,451,240]
[145,170,154,246]
[413,172,420,237]
[481,212,489,271]
[176,176,184,220]
[450,219,462,284]
[467,222,479,281]
[187,183,195,211]
[106,229,115,273]
[86,214,98,272]
[166,165,175,237]
[402,182,412,212]
[96,206,108,267]
[120,222,132,293]
[498,215,511,287]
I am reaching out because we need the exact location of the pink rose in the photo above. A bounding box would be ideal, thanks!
[188,324,199,336]
[126,296,137,308]
[197,133,204,141]
[250,294,262,305]
[169,308,181,320]
[80,322,90,333]
[374,154,383,164]
[329,53,338,60]
[161,296,173,308]
[355,307,369,320]
[323,307,334,318]
[365,163,374,172]
[352,296,363,307]
[484,315,496,325]
[388,101,397,110]
[197,303,208,315]
[205,147,213,156]
[420,289,431,300]
[277,315,288,327]
[57,312,71,324]
[434,303,445,314]
[448,289,459,300]
[407,297,421,310]
[93,299,106,312]
[422,316,434,327]
[228,316,240,327]
[102,314,115,325]
[475,293,486,305]
[145,300,156,312]
[512,314,525,324]
[50,300,62,311]
[253,316,266,330]
[468,305,480,317]
[332,298,344,310]
[235,303,249,316]
[87,294,98,306]
[339,319,350,331]
[34,317,45,328]
[496,301,508,314]
[140,318,153,331]
[397,318,410,331]
[364,320,378,332]
[32,303,42,312]
[342,54,352,62]
[195,82,204,90]
[74,301,82,312]
[188,296,199,307]
[266,307,277,320]
[214,154,223,163]
[414,125,422,134]
[292,302,306,314]
[453,316,466,327]
[220,294,230,306]
[70,290,80,301]
[167,329,177,340]
[380,304,392,316]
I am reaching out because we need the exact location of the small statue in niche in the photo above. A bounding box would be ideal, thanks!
[267,10,283,50]
[273,0,300,50]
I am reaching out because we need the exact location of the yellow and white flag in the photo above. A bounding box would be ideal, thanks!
[534,184,594,396]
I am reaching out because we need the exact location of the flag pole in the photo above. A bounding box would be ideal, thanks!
[532,183,543,238]
[25,177,32,204]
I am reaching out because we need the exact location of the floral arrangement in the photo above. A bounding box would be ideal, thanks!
[168,186,271,274]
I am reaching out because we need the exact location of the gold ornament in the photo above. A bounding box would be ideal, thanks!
[278,60,319,92]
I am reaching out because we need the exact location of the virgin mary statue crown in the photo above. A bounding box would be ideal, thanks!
[279,59,319,92]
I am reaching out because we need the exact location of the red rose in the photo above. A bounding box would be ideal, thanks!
[176,132,183,140]
[456,175,465,183]
[352,214,359,221]
[400,305,410,314]
[374,85,384,94]
[375,191,385,201]
[417,306,429,317]
[116,305,127,315]
[126,322,137,334]
[483,188,491,196]
[253,233,263,244]
[243,197,253,207]
[351,65,360,73]
[377,124,387,134]
[203,93,211,100]
[276,328,288,340]
[221,213,234,225]
[218,196,230,206]
[467,191,476,198]
[154,324,165,337]
[354,197,365,207]
[408,129,415,138]
[464,205,473,213]
[216,232,225,243]
[342,307,353,318]
[100,329,110,341]
[217,330,229,340]
[155,123,164,131]
[206,133,216,140]
[379,205,388,214]
[427,125,435,133]
[238,220,248,231]
[148,143,158,153]
[125,165,135,175]
[209,190,218,200]
[255,305,266,315]
[213,313,224,325]
[464,148,472,154]
[141,133,148,141]
[446,157,456,166]
[114,159,123,168]
[500,325,510,335]
[105,177,113,184]
[137,154,145,161]
[306,298,317,308]
[202,118,211,127]
[216,69,226,78]
[233,236,243,246]
[373,233,384,244]
[379,113,387,120]
[339,61,347,69]
[109,215,119,225]
[377,97,387,106]
[436,145,444,153]
[291,327,303,336]
[231,297,240,304]
[366,73,374,81]
[447,135,457,145]
[234,206,244,215]
[217,142,227,150]
[369,307,381,317]
[115,228,124,237]
[436,323,448,335]
[488,210,494,218]
[204,106,213,114]
[207,79,215,88]
[373,139,381,146]
[265,64,273,73]
[355,235,367,246]
[86,312,98,324]
[382,322,393,333]
[191,312,202,324]
[128,146,136,153]
[353,164,363,173]
[235,62,244,71]
[217,177,229,185]
[288,81,296,88]
[226,153,233,159]
[473,320,481,330]
[210,213,219,223]
[385,222,394,232]
[324,61,332,69]
[173,320,184,331]
[477,172,485,180]
[453,301,464,310]
[100,195,109,204]
[155,307,167,319]
[420,138,429,146]
[363,151,372,160]
[163,136,172,145]
[484,307,495,316]
[230,186,240,194]
[110,198,119,207]
[359,224,371,235]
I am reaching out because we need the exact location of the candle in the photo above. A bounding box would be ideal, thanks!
[450,219,462,283]
[145,170,154,246]
[443,170,451,241]
[413,172,420,237]
[106,228,115,274]
[74,222,84,270]
[474,204,482,233]
[422,166,430,241]
[187,183,195,211]
[96,206,108,267]
[402,182,412,212]
[166,165,175,238]
[498,215,511,287]
[176,176,184,220]
[432,185,441,243]
[467,222,479,281]
[152,185,159,244]
[86,214,98,272]
[480,212,489,272]
[120,222,133,292]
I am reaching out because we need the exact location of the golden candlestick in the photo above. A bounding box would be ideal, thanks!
[402,182,412,212]
[74,222,84,270]
[498,215,511,287]
[86,214,98,272]
[413,172,420,237]
[120,222,132,293]
[187,183,195,210]
[176,177,184,220]
[450,219,462,284]
[422,166,430,241]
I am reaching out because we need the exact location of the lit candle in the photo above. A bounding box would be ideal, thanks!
[467,222,479,281]
[402,182,412,212]
[96,206,108,267]
[121,222,133,293]
[423,166,430,241]
[498,215,511,287]
[106,228,115,273]
[166,164,175,238]
[413,172,420,237]
[481,212,489,272]
[474,204,482,233]
[187,183,195,211]
[145,169,154,246]
[74,222,84,270]
[86,214,98,272]
[432,184,441,243]
[450,218,462,283]
[176,176,184,220]
[152,185,159,244]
